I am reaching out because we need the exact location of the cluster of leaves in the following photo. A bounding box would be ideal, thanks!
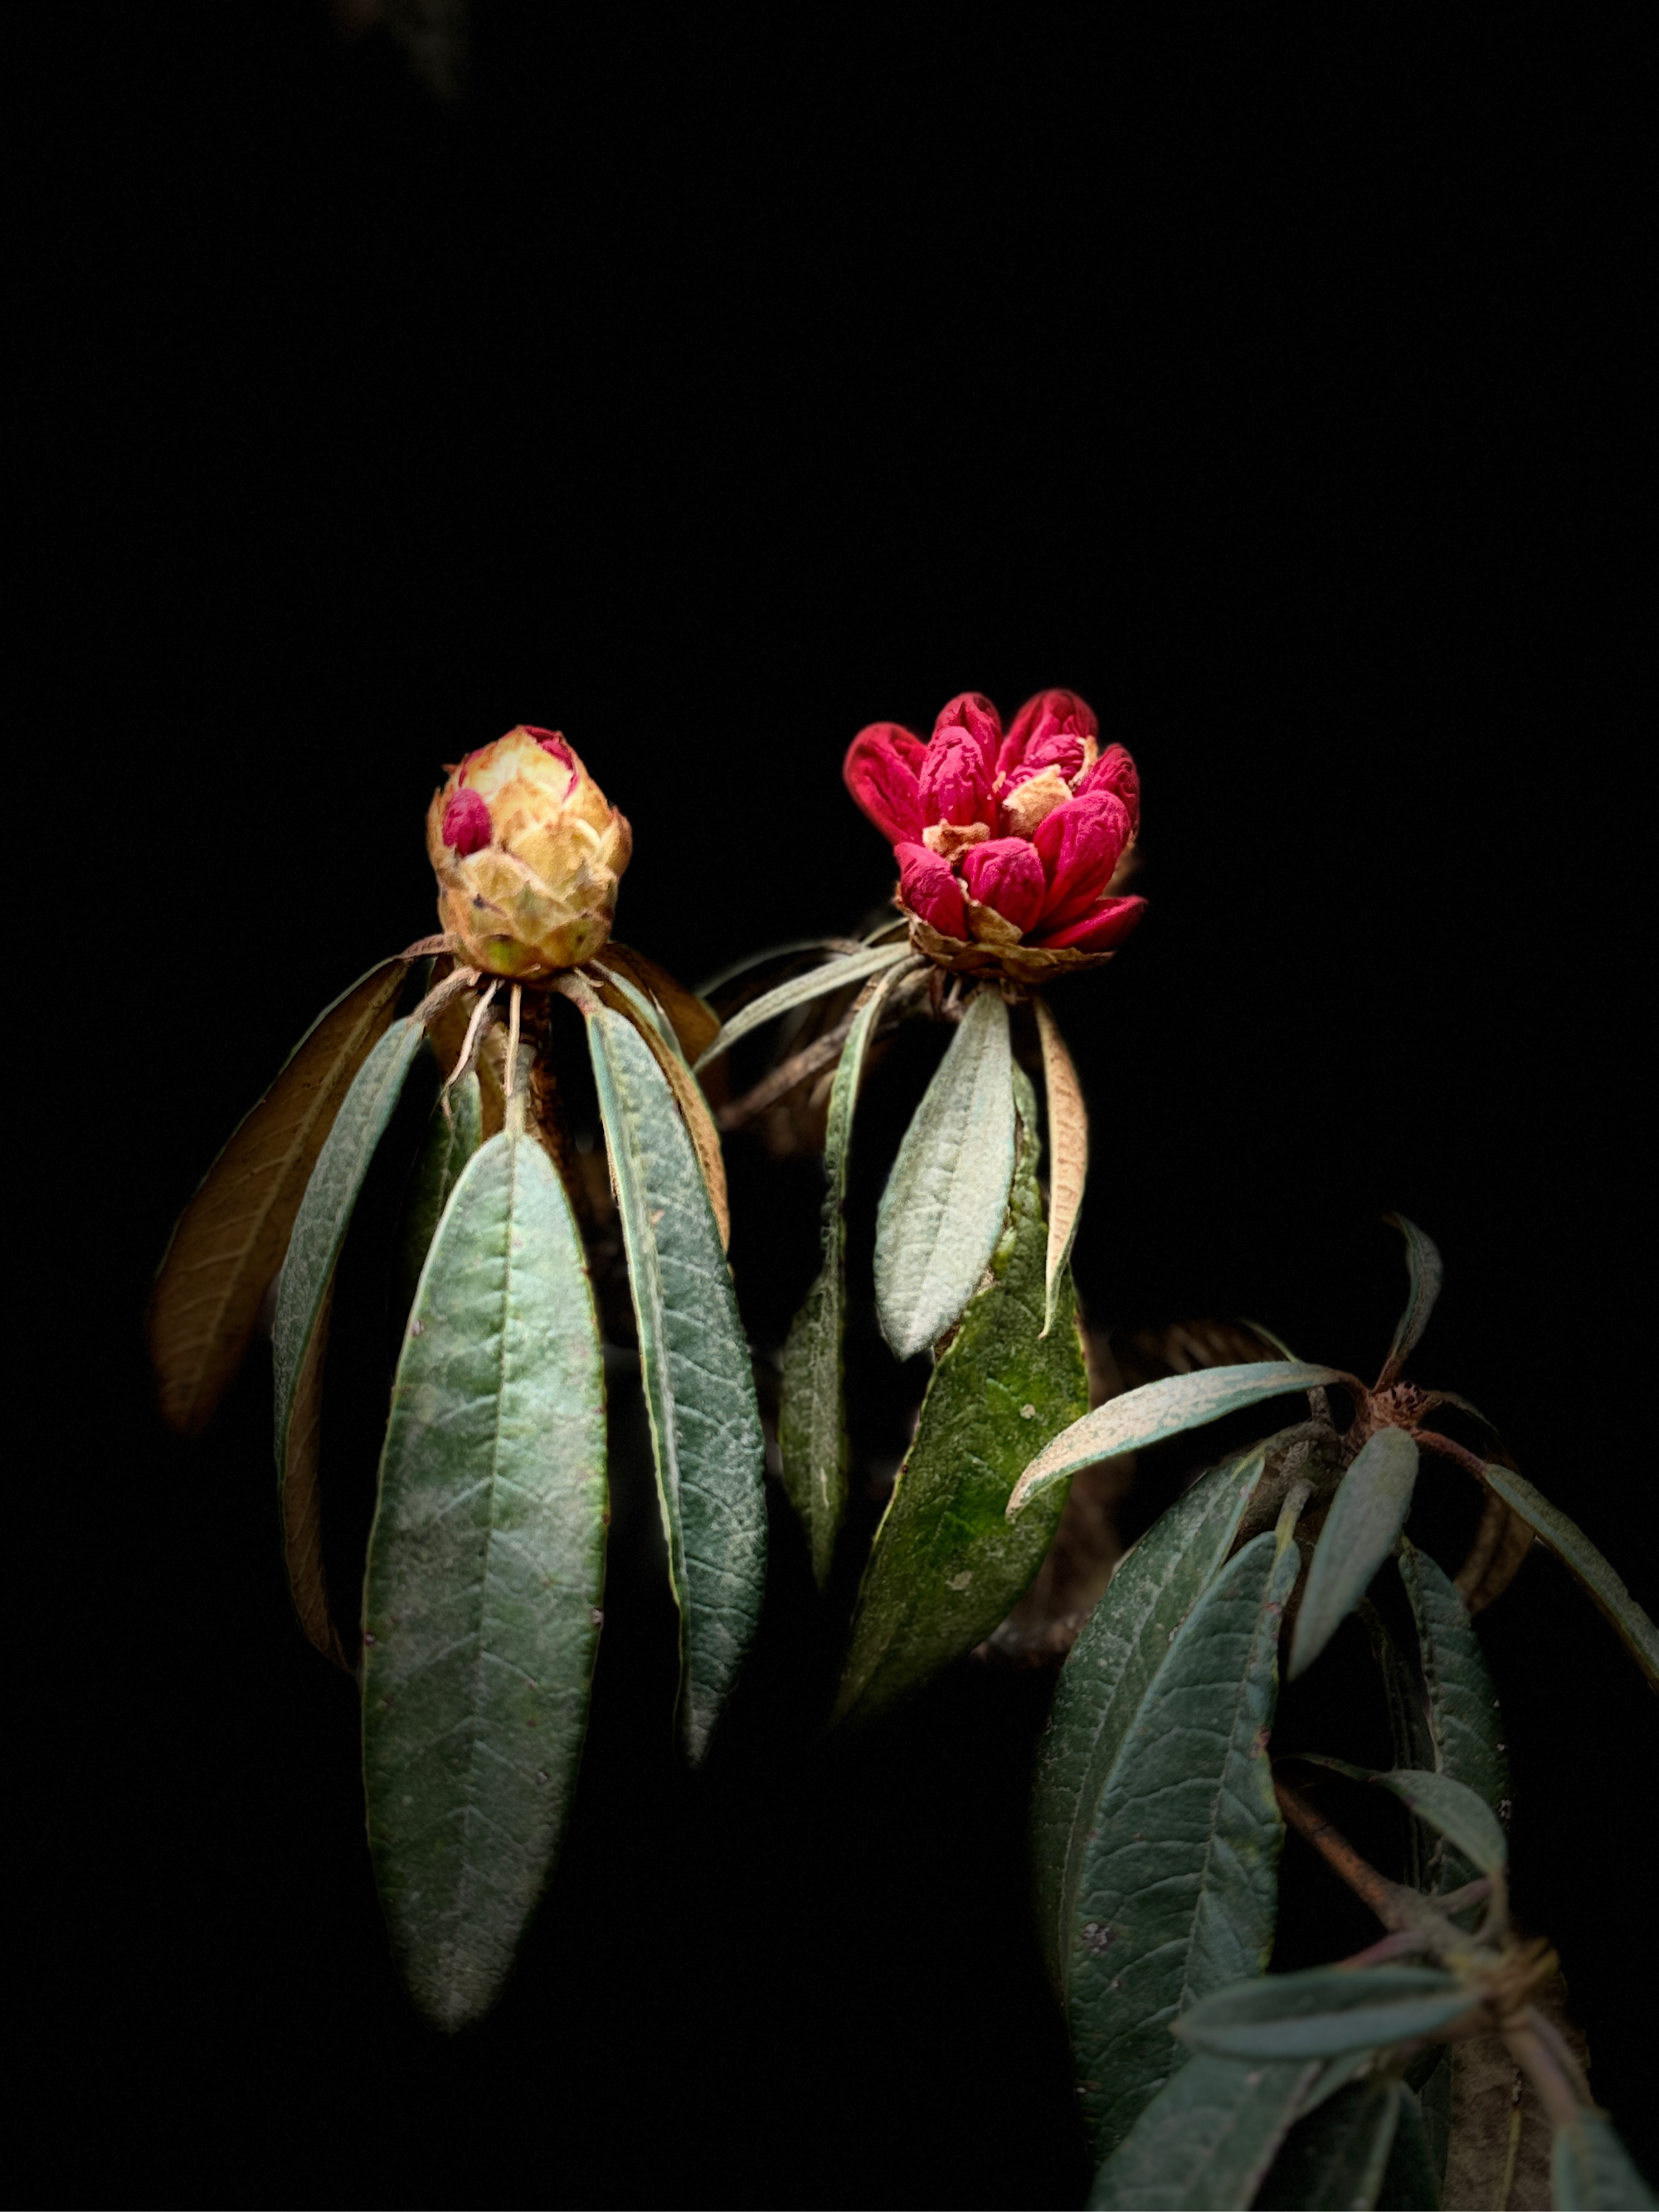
[150,943,766,2030]
[150,918,1657,2210]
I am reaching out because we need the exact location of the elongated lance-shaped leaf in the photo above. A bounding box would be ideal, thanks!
[149,958,406,1434]
[593,941,719,1064]
[1377,1213,1443,1386]
[1374,1768,1506,1884]
[693,941,912,1069]
[1289,1428,1420,1679]
[1552,2112,1658,2210]
[835,1069,1088,1722]
[273,1017,429,1652]
[1477,1462,1659,1689]
[873,985,1016,1360]
[1034,996,1087,1338]
[392,1074,483,1324]
[1089,2054,1321,2212]
[1070,1524,1303,2160]
[1356,1597,1436,1885]
[590,965,730,1249]
[1176,1965,1473,2062]
[778,961,912,1585]
[1414,2050,1452,2204]
[1256,2076,1404,2212]
[362,1107,606,2031]
[574,989,766,1760]
[1009,1362,1350,1519]
[1034,1436,1294,1992]
[1296,1752,1510,1898]
[1398,1538,1511,1893]
[694,936,868,999]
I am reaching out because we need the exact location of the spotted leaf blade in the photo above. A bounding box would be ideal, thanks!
[1033,1437,1291,1993]
[778,963,911,1584]
[834,1069,1087,1724]
[1070,1528,1302,2161]
[586,1004,767,1761]
[362,1123,606,2031]
[148,958,406,1434]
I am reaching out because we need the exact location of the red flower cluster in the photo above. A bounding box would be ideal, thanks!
[844,690,1146,964]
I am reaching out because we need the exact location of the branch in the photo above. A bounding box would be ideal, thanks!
[1275,1777,1456,1947]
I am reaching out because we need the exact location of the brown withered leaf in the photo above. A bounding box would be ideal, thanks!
[1034,998,1087,1338]
[596,943,721,1066]
[590,972,730,1249]
[282,1276,348,1670]
[148,960,406,1435]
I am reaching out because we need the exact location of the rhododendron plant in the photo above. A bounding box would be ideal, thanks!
[844,688,1146,981]
[146,695,1656,2212]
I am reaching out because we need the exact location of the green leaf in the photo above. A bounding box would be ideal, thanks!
[1033,1437,1289,1992]
[1257,2076,1405,2212]
[1397,1539,1511,1895]
[873,984,1016,1360]
[1478,1463,1659,1689]
[362,1121,606,2031]
[583,999,767,1760]
[148,958,406,1435]
[1069,1528,1302,2159]
[1008,1363,1349,1519]
[1289,1429,1420,1680]
[392,1075,484,1324]
[1088,2054,1321,2211]
[694,936,867,998]
[1552,2111,1658,2210]
[834,1070,1088,1723]
[692,941,913,1069]
[1176,1966,1472,2062]
[273,1017,429,1651]
[778,963,910,1585]
[1372,1768,1506,1883]
[1356,1598,1436,1886]
[1378,1213,1443,1384]
[1413,2052,1452,2204]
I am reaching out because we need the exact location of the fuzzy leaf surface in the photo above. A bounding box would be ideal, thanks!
[591,966,730,1248]
[1373,1768,1507,1882]
[149,959,404,1433]
[1479,1463,1659,1688]
[1070,1528,1301,2159]
[1035,996,1087,1337]
[362,1125,606,2031]
[693,941,912,1068]
[273,1017,428,1629]
[1033,1438,1287,1991]
[1552,2112,1657,2210]
[1256,2075,1404,2211]
[1398,1539,1511,1892]
[835,1072,1087,1722]
[1008,1363,1347,1517]
[594,942,719,1063]
[1289,1428,1420,1679]
[1088,2054,1320,2212]
[1379,1213,1443,1384]
[1176,1966,1472,2061]
[873,984,1016,1359]
[393,1075,484,1323]
[778,964,907,1585]
[586,1002,766,1759]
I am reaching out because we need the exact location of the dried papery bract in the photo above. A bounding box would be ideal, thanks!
[148,719,761,2035]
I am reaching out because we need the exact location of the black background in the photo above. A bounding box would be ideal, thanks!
[21,11,1652,2209]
